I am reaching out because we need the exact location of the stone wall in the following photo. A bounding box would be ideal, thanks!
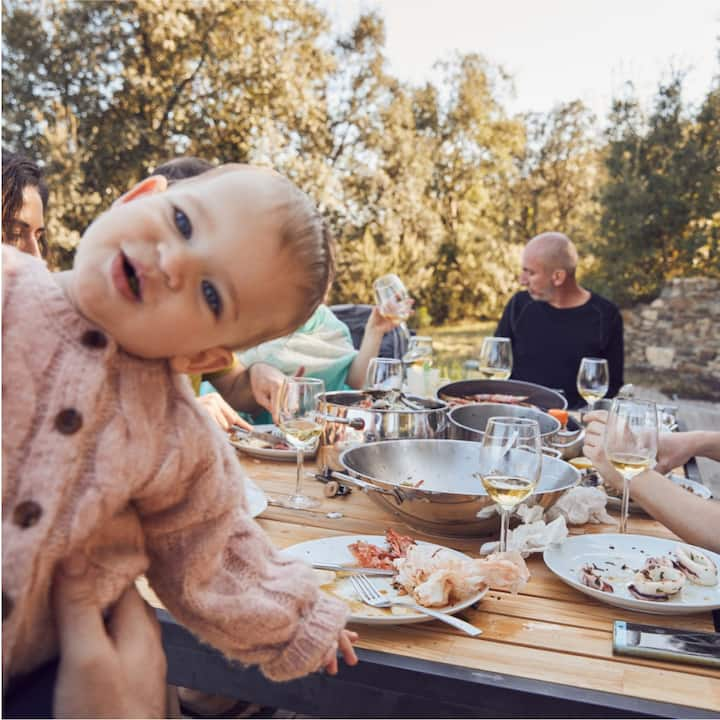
[623,277,720,386]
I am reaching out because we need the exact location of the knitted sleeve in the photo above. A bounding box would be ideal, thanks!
[134,397,348,682]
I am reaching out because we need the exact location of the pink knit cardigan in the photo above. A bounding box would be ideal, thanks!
[1,246,347,681]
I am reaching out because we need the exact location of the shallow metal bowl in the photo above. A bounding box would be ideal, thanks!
[449,403,584,460]
[332,439,580,537]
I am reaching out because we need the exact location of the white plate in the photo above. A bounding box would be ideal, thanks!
[283,534,487,625]
[544,533,720,615]
[604,474,712,515]
[229,424,317,462]
[244,478,268,518]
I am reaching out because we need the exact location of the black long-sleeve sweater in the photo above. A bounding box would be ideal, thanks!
[495,291,624,409]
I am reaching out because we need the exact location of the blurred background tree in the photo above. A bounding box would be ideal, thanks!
[3,0,718,319]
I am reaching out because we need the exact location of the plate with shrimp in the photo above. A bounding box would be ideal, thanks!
[544,534,720,615]
[282,531,492,625]
[228,424,317,462]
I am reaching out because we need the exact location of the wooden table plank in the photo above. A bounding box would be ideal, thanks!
[353,625,720,712]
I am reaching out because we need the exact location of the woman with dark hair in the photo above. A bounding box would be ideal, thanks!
[2,149,49,258]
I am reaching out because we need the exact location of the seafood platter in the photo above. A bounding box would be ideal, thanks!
[544,533,720,615]
[283,529,526,624]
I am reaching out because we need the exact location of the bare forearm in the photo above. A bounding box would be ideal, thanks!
[630,471,720,552]
[210,365,261,414]
[686,431,720,462]
[346,331,383,389]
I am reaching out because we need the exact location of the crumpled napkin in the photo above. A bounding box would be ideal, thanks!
[478,486,615,556]
[546,486,616,526]
[480,515,568,557]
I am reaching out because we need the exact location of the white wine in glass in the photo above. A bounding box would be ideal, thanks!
[604,398,658,533]
[280,418,324,445]
[275,377,325,510]
[478,337,513,381]
[479,417,542,553]
[577,357,609,409]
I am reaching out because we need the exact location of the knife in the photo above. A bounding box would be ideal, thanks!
[311,562,395,577]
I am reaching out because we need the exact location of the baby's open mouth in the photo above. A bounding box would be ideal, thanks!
[122,252,141,300]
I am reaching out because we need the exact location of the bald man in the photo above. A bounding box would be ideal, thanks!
[495,232,624,409]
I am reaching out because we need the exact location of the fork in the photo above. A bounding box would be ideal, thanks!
[349,574,482,637]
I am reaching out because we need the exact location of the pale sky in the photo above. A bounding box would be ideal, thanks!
[316,0,719,121]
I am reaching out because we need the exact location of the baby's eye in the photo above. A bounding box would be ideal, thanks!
[174,207,192,239]
[202,280,222,317]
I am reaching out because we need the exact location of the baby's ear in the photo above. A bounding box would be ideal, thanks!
[170,347,235,376]
[113,175,168,207]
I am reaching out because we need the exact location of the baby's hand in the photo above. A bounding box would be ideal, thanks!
[322,629,359,675]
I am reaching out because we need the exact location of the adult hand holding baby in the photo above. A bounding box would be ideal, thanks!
[53,553,168,718]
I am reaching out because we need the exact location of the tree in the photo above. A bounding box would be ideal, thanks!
[512,101,603,256]
[588,73,720,305]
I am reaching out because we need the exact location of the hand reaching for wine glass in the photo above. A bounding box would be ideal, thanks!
[595,399,658,533]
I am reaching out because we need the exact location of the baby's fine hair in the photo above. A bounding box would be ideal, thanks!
[276,178,336,331]
[150,156,214,184]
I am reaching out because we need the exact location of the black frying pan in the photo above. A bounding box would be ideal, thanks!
[436,379,567,411]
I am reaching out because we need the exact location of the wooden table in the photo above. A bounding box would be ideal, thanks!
[157,455,720,718]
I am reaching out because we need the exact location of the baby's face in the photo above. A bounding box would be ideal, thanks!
[72,167,300,360]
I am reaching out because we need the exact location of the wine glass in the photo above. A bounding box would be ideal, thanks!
[478,337,513,380]
[364,357,404,404]
[577,357,609,410]
[603,398,658,533]
[275,377,325,509]
[374,274,412,341]
[479,417,542,553]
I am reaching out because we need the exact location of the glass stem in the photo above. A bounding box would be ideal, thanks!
[294,448,305,498]
[619,474,630,534]
[399,321,411,342]
[499,508,509,553]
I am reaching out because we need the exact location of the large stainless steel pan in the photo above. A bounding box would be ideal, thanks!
[318,391,448,473]
[329,439,580,537]
[449,403,584,460]
[437,379,567,411]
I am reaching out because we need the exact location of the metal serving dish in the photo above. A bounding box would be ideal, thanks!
[437,379,567,411]
[328,439,580,537]
[318,391,448,473]
[449,403,585,460]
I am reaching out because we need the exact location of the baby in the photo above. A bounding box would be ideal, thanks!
[2,165,356,683]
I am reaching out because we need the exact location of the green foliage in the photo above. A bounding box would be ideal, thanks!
[586,76,720,305]
[2,1,718,310]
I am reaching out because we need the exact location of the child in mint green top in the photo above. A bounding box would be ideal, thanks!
[230,303,399,424]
